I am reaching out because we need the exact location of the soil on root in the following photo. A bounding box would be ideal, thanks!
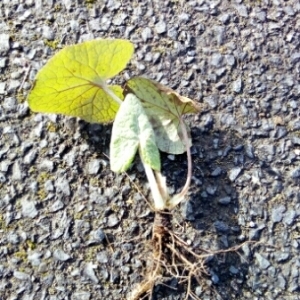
[129,210,258,300]
[129,210,212,300]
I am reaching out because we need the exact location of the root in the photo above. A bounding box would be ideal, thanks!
[129,211,257,300]
[129,211,169,300]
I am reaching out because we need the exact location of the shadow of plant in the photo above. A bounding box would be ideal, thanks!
[150,126,254,299]
[78,118,254,300]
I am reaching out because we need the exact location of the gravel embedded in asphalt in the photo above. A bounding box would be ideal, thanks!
[1,0,300,299]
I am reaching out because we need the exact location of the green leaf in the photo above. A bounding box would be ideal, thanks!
[110,93,161,173]
[124,77,201,154]
[28,39,134,123]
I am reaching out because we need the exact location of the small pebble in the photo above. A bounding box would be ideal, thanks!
[87,159,101,175]
[84,262,99,283]
[42,25,54,40]
[290,168,300,179]
[89,228,106,245]
[229,167,242,182]
[218,196,231,205]
[206,185,217,195]
[211,53,223,67]
[155,20,167,34]
[232,77,242,93]
[53,249,71,261]
[229,266,239,274]
[235,4,248,17]
[214,221,229,233]
[255,253,270,269]
[107,214,120,227]
[49,200,64,212]
[55,177,71,196]
[0,33,10,54]
[211,166,222,176]
[13,271,30,281]
[211,272,220,284]
[283,210,295,225]
[21,197,38,218]
[271,205,286,223]
[97,251,109,264]
[110,269,120,283]
[141,27,152,42]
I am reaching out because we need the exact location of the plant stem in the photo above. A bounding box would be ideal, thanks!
[99,80,123,105]
[167,118,192,208]
[178,118,192,198]
[143,162,166,211]
[154,171,169,201]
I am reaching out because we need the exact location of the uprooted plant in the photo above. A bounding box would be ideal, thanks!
[110,79,201,299]
[28,38,248,299]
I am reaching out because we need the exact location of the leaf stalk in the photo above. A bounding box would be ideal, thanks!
[143,163,166,211]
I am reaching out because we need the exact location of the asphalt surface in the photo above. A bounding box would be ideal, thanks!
[0,0,300,299]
